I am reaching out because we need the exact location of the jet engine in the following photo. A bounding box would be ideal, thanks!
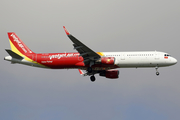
[99,70,119,79]
[96,57,115,65]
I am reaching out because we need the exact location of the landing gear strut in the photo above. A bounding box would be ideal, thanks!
[87,61,94,73]
[88,61,95,81]
[90,75,96,82]
[155,66,160,76]
[87,67,92,73]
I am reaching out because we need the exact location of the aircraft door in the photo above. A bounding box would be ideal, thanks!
[155,52,159,60]
[27,54,37,62]
[33,54,37,62]
[121,54,125,60]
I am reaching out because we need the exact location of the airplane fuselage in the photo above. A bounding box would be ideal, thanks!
[4,28,177,81]
[5,51,177,70]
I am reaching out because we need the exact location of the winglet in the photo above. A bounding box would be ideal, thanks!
[63,26,70,35]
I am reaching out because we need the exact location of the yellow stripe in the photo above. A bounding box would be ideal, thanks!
[9,39,24,56]
[9,39,48,68]
[97,52,104,56]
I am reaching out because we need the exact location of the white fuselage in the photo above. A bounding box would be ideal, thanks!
[4,51,177,69]
[103,51,177,68]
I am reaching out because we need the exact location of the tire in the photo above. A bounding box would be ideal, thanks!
[90,76,96,82]
[156,72,160,76]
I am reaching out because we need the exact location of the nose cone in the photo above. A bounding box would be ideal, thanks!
[172,57,177,65]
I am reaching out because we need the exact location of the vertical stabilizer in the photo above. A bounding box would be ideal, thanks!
[7,32,34,55]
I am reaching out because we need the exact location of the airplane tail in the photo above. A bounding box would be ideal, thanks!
[7,32,34,56]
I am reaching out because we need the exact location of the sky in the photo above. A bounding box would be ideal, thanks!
[0,0,180,120]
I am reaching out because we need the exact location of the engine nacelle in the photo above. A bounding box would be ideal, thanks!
[96,57,115,65]
[99,70,119,79]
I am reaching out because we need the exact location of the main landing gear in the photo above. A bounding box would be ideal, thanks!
[87,67,92,73]
[87,67,96,82]
[155,66,160,76]
[90,75,96,82]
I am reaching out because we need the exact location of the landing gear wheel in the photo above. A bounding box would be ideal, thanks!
[155,66,160,76]
[87,67,92,73]
[156,72,160,76]
[90,76,96,82]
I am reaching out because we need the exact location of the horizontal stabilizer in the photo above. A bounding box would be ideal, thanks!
[5,49,23,59]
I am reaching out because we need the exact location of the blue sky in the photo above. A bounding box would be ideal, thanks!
[0,0,180,120]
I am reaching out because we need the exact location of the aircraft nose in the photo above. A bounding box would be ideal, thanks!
[172,57,177,65]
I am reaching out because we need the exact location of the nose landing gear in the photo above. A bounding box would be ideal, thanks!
[155,66,160,76]
[156,72,159,76]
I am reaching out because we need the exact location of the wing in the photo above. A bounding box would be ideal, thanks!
[63,26,101,65]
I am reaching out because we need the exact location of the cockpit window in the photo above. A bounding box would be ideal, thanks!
[164,54,170,56]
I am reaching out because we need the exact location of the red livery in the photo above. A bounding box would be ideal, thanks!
[4,26,177,82]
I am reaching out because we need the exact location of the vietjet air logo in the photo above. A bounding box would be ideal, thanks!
[11,34,32,53]
[49,53,79,60]
[11,34,27,53]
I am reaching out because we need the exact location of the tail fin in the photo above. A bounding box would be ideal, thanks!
[7,32,34,55]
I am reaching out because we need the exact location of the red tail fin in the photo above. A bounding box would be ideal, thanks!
[8,32,34,55]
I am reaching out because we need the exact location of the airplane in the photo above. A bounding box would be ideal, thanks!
[4,26,177,82]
